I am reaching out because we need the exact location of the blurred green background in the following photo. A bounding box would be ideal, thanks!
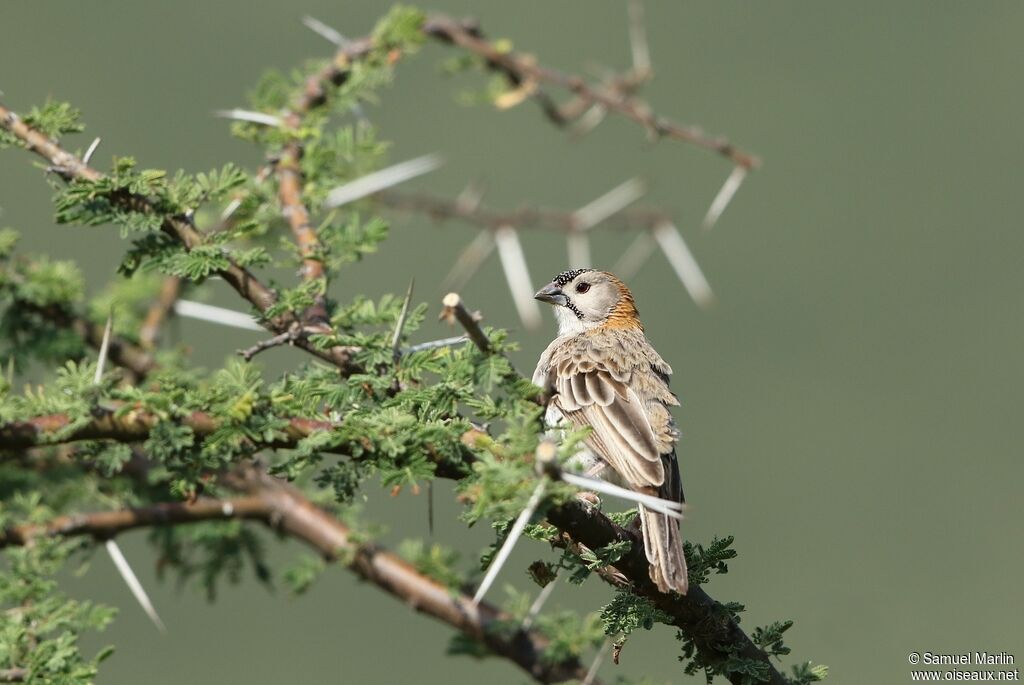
[2,1,1022,683]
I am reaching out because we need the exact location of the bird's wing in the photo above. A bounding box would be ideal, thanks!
[552,361,665,488]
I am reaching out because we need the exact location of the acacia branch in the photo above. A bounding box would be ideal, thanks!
[379,189,668,234]
[421,15,760,170]
[271,58,352,326]
[440,292,491,353]
[546,502,786,685]
[0,471,600,685]
[0,103,360,373]
[0,289,788,683]
[0,417,785,681]
[0,407,469,480]
[294,15,757,169]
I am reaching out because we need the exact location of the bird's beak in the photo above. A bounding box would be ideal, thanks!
[534,282,568,306]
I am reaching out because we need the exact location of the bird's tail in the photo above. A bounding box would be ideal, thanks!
[638,503,688,594]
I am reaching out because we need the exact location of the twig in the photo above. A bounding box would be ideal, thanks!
[379,189,669,234]
[0,668,27,682]
[0,406,469,481]
[138,276,181,348]
[440,293,490,353]
[238,327,301,361]
[422,15,760,169]
[0,408,331,454]
[276,114,328,324]
[384,189,718,309]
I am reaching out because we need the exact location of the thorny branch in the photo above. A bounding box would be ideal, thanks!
[379,190,669,234]
[0,401,785,684]
[0,103,359,373]
[0,281,788,683]
[0,406,469,481]
[0,469,602,685]
[439,292,491,353]
[421,15,761,170]
[273,66,342,326]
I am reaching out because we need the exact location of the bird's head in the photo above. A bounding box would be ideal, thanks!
[534,268,641,335]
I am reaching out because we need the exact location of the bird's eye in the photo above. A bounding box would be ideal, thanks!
[575,282,590,294]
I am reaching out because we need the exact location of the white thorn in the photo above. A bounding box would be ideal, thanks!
[612,230,657,280]
[702,166,747,232]
[105,539,167,633]
[174,300,263,331]
[301,15,350,47]
[213,109,283,128]
[92,311,165,632]
[324,154,444,209]
[402,335,468,355]
[493,225,541,330]
[94,311,113,384]
[652,221,715,309]
[390,279,415,357]
[454,180,486,215]
[582,639,612,685]
[572,178,646,231]
[571,104,608,137]
[560,472,684,520]
[627,0,651,77]
[441,230,495,292]
[521,574,559,631]
[473,480,547,606]
[567,231,591,269]
[220,197,243,221]
[82,137,101,165]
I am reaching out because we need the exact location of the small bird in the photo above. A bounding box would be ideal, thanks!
[532,268,688,594]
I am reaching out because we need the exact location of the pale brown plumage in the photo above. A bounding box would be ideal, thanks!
[533,269,688,594]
